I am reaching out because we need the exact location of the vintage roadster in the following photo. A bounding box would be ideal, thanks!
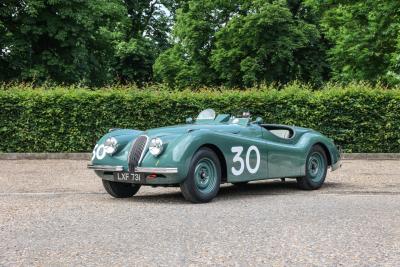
[88,109,341,203]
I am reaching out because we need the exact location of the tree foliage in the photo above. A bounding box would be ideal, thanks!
[0,0,180,86]
[0,0,127,85]
[155,0,330,88]
[315,0,400,85]
[1,0,400,87]
[113,0,179,84]
[212,0,329,87]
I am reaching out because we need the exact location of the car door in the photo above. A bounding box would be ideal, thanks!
[259,127,304,178]
[223,123,269,183]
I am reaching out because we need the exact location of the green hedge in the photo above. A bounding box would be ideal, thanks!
[1,84,400,152]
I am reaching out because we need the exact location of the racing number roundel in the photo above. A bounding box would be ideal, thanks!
[91,144,106,160]
[231,146,260,176]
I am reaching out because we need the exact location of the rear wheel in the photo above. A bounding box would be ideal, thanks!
[297,145,328,190]
[180,148,221,203]
[102,180,141,198]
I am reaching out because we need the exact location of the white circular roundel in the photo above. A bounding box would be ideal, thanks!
[91,144,98,161]
[245,145,260,174]
[95,144,106,160]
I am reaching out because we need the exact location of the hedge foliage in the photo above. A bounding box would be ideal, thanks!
[1,84,399,153]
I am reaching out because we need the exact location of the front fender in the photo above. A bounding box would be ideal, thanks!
[140,129,267,182]
[140,129,228,181]
[91,129,143,167]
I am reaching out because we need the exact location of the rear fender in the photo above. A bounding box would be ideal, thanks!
[301,133,341,173]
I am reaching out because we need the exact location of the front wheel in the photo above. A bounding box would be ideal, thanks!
[180,147,221,203]
[102,180,141,198]
[297,145,328,190]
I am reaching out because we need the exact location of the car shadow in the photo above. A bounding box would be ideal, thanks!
[124,180,346,204]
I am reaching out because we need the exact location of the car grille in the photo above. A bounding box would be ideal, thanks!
[128,135,148,172]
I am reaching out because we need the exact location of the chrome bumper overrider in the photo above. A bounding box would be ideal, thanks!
[331,145,343,172]
[331,159,342,171]
[87,164,178,174]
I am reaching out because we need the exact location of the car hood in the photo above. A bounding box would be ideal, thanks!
[144,123,242,138]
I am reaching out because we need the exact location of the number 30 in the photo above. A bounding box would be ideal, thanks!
[231,146,260,176]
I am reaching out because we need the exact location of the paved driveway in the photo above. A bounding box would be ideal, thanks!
[1,160,399,266]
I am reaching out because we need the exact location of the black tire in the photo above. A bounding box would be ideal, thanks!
[180,147,221,203]
[102,180,141,198]
[232,181,249,186]
[297,145,328,190]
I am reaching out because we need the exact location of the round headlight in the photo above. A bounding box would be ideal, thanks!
[149,138,163,156]
[104,137,118,154]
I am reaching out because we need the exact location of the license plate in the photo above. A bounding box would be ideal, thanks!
[113,172,144,184]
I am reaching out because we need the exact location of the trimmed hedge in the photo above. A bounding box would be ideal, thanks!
[1,84,399,152]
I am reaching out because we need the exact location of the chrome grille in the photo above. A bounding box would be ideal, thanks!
[128,135,148,172]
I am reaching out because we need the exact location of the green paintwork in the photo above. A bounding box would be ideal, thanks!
[91,112,341,185]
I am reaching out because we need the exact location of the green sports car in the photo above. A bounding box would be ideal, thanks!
[88,109,342,203]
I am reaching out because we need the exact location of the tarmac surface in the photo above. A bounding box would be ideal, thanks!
[1,159,400,266]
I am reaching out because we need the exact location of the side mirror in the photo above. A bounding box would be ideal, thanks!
[255,117,263,124]
[186,117,193,124]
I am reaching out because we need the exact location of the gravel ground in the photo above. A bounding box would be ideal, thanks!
[0,160,399,266]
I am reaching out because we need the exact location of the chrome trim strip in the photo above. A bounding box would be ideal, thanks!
[135,167,178,174]
[138,135,150,165]
[88,164,178,174]
[127,136,138,169]
[87,164,123,172]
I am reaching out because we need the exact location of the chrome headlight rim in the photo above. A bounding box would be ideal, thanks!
[104,137,118,155]
[149,137,164,157]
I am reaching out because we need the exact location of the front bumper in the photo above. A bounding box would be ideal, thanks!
[87,165,123,172]
[331,159,342,171]
[87,164,178,174]
[331,145,343,172]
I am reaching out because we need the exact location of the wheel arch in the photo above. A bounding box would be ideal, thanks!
[313,142,332,166]
[199,144,228,183]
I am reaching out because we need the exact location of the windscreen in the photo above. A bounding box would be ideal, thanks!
[196,109,216,120]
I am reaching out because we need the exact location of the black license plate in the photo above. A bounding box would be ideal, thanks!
[113,172,144,184]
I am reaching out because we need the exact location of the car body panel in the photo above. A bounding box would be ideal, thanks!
[89,115,341,185]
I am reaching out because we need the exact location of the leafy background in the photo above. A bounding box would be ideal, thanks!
[1,1,399,153]
[1,84,399,153]
[1,0,400,88]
